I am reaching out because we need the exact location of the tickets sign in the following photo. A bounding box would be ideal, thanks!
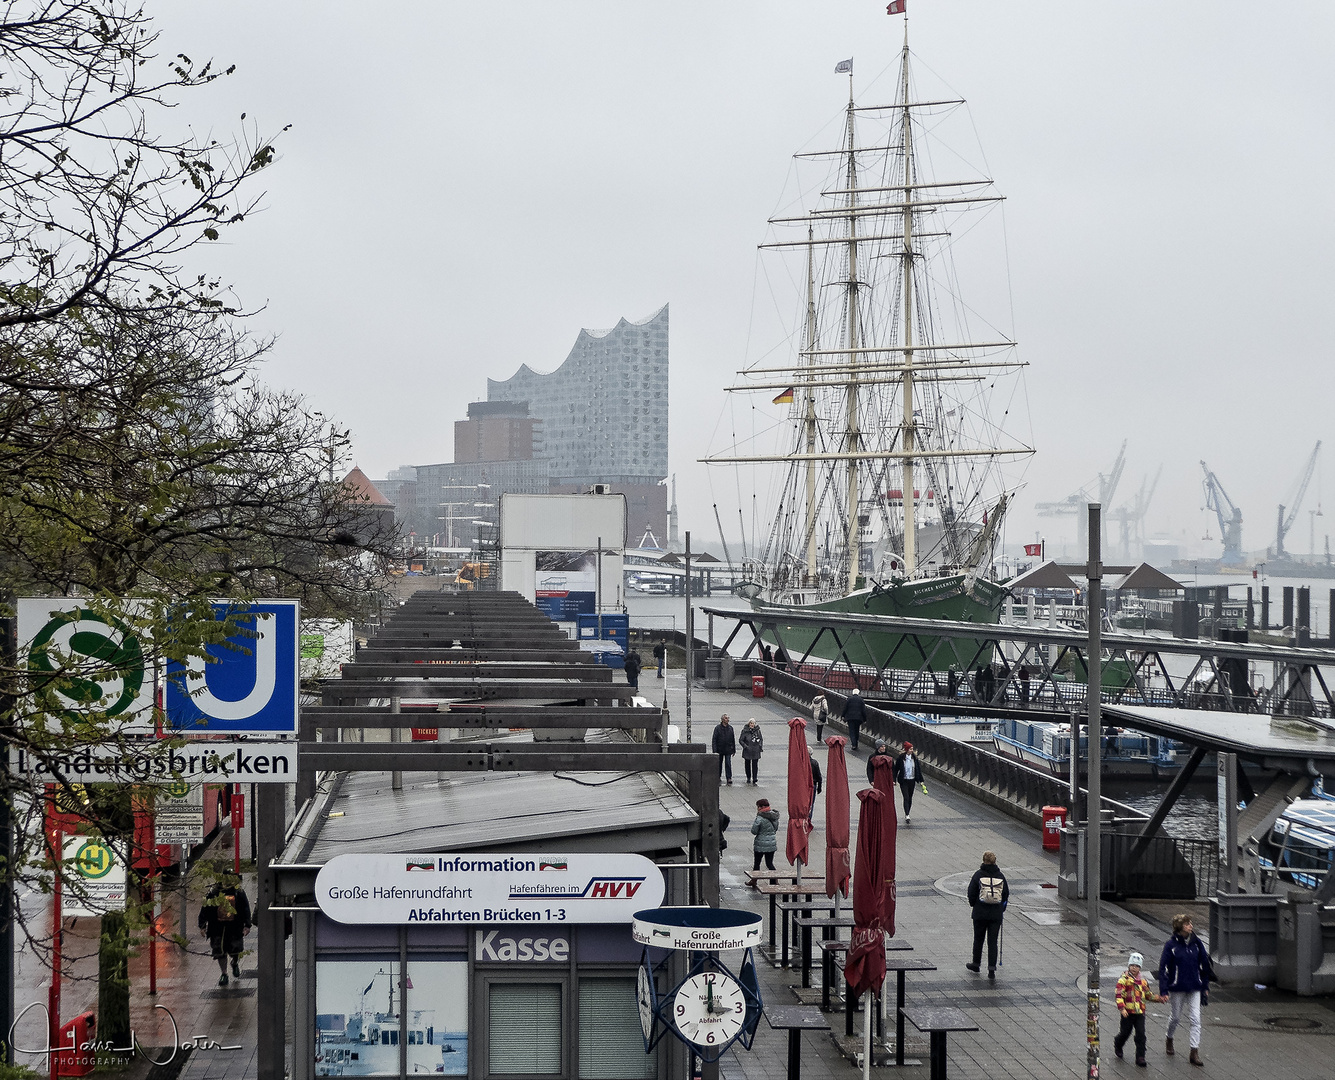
[315,853,664,925]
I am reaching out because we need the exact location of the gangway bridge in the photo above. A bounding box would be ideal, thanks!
[701,603,1335,719]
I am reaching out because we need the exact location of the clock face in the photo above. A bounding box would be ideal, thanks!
[672,971,746,1048]
[637,963,657,1043]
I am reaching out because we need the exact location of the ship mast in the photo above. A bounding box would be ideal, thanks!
[897,33,918,576]
[841,73,863,592]
[803,225,819,581]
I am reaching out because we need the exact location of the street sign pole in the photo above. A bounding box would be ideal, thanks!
[1086,504,1103,1080]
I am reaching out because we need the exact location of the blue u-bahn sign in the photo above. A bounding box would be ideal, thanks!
[166,601,299,734]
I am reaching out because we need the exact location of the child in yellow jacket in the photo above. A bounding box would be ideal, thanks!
[1113,951,1168,1067]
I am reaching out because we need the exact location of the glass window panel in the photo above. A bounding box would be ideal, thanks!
[578,979,656,1080]
[489,983,562,1075]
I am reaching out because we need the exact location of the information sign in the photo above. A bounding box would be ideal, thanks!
[315,852,664,925]
[166,600,299,734]
[155,780,205,844]
[11,741,297,784]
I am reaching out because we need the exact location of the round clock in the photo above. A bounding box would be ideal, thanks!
[637,962,658,1043]
[672,970,747,1048]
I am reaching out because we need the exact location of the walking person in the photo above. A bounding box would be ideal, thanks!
[739,718,764,784]
[750,798,780,871]
[811,692,829,741]
[1159,913,1214,1066]
[965,851,1009,979]
[199,871,252,986]
[653,636,667,678]
[623,648,642,691]
[866,741,891,784]
[1018,664,1031,706]
[842,688,866,752]
[1114,951,1169,1067]
[893,741,922,824]
[712,713,737,785]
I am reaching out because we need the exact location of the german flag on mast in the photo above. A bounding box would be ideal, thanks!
[772,387,795,404]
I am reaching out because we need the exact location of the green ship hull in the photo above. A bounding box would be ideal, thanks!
[755,574,1005,674]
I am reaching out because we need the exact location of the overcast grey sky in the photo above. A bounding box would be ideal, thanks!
[159,1,1335,561]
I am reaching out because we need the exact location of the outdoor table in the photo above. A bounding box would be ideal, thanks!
[885,958,938,1066]
[745,869,802,886]
[900,1006,978,1080]
[792,915,911,987]
[755,881,815,959]
[764,1005,831,1080]
[815,939,848,1012]
[776,897,836,970]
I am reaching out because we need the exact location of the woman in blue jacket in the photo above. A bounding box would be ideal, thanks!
[1157,913,1214,1066]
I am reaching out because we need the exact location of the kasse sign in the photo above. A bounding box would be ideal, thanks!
[315,853,664,925]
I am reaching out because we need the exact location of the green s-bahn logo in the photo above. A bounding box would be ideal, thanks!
[28,608,146,720]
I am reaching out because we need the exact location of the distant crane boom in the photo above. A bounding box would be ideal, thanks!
[1276,441,1321,560]
[1201,460,1244,565]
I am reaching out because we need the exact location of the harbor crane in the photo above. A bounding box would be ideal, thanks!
[1036,440,1126,553]
[1275,441,1321,560]
[1109,464,1162,561]
[1200,461,1244,565]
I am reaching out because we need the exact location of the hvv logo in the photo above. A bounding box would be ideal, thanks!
[166,601,299,734]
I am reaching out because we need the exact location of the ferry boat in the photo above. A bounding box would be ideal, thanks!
[991,717,1198,780]
[1257,797,1335,892]
[315,968,467,1076]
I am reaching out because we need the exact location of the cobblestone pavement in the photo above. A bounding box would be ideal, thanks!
[679,678,1335,1080]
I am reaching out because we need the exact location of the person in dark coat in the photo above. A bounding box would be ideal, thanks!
[843,689,866,751]
[866,741,890,784]
[1158,912,1214,1066]
[1018,665,1031,706]
[653,637,667,678]
[199,873,252,986]
[965,851,1009,979]
[711,714,736,784]
[718,809,730,852]
[739,719,764,785]
[808,750,823,796]
[623,649,643,690]
[893,742,922,824]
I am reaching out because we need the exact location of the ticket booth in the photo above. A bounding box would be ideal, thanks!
[280,771,701,1080]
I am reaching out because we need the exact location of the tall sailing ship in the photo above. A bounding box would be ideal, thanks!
[706,32,1033,670]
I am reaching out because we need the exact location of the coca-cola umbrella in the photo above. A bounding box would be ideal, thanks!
[824,735,851,908]
[846,786,887,1080]
[785,717,813,880]
[868,751,899,937]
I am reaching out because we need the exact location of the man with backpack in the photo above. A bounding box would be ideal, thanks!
[965,851,1009,979]
[199,870,253,986]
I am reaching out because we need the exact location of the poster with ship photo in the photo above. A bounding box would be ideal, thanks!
[315,957,468,1077]
[533,550,597,621]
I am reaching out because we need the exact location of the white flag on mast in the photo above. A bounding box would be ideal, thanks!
[834,58,853,74]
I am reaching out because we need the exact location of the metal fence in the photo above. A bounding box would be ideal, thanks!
[1103,831,1219,900]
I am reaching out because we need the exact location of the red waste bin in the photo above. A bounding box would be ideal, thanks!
[56,1011,96,1077]
[752,674,766,698]
[1041,805,1067,852]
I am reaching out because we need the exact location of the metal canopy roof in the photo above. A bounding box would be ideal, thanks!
[1103,705,1335,773]
[1111,563,1184,591]
[288,765,698,864]
[1006,560,1078,590]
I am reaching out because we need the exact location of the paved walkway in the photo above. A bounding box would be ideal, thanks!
[13,835,268,1080]
[664,673,1335,1080]
[17,666,1332,1079]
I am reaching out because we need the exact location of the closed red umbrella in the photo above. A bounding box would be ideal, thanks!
[845,786,887,998]
[868,752,898,937]
[785,717,813,871]
[824,735,850,901]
